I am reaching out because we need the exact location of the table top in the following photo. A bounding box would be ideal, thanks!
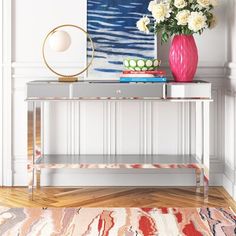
[27,80,209,85]
[26,80,212,101]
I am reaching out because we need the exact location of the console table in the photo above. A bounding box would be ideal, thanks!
[26,80,211,200]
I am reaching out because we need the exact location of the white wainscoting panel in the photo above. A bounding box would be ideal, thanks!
[153,102,181,155]
[224,92,235,169]
[44,102,70,154]
[0,0,3,186]
[2,0,13,186]
[115,102,139,154]
[223,85,236,200]
[12,89,27,156]
[80,101,106,154]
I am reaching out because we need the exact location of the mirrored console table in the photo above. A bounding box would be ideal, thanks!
[26,80,212,200]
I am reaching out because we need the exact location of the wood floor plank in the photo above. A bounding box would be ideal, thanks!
[0,187,235,211]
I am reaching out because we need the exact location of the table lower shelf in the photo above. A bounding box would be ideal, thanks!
[28,154,209,200]
[32,154,204,169]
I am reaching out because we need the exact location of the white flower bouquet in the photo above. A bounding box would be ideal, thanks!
[137,0,217,43]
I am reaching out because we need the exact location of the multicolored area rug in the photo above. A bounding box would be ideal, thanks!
[0,207,235,236]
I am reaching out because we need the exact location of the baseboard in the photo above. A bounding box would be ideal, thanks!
[3,171,13,186]
[222,174,236,201]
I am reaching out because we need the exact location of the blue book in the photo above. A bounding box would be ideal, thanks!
[120,77,167,82]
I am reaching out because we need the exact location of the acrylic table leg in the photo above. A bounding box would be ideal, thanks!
[195,168,201,193]
[203,168,209,200]
[36,169,41,189]
[203,101,210,201]
[28,101,35,199]
[35,101,42,190]
[28,165,34,199]
[195,102,202,165]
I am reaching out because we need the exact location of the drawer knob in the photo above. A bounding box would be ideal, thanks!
[116,90,122,94]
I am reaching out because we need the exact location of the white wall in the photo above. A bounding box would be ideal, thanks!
[1,0,12,186]
[0,0,231,190]
[223,0,236,200]
[0,0,3,186]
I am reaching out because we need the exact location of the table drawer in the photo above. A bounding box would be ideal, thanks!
[166,82,211,99]
[27,83,70,99]
[72,83,164,99]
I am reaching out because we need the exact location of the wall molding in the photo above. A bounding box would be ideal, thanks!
[11,62,86,79]
[223,86,236,200]
[1,0,12,186]
[226,62,236,80]
[11,61,226,68]
[11,62,85,68]
[11,61,226,80]
[0,0,3,186]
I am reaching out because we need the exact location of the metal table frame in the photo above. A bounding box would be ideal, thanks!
[26,81,211,200]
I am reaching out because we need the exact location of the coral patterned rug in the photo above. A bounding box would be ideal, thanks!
[0,207,235,236]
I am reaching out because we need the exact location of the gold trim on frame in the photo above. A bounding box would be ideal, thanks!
[42,24,95,81]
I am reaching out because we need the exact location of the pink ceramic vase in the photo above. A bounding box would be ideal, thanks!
[169,35,198,82]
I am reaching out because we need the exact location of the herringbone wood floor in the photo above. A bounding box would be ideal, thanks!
[0,187,235,211]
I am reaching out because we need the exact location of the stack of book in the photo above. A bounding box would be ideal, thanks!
[120,70,167,83]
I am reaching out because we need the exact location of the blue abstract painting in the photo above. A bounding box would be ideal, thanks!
[87,0,155,78]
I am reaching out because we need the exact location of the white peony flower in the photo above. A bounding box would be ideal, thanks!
[148,0,157,12]
[197,0,211,8]
[176,10,190,25]
[152,2,172,23]
[174,0,187,9]
[162,0,172,3]
[188,11,207,32]
[136,16,150,33]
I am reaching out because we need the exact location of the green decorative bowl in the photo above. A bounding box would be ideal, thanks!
[123,58,161,71]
